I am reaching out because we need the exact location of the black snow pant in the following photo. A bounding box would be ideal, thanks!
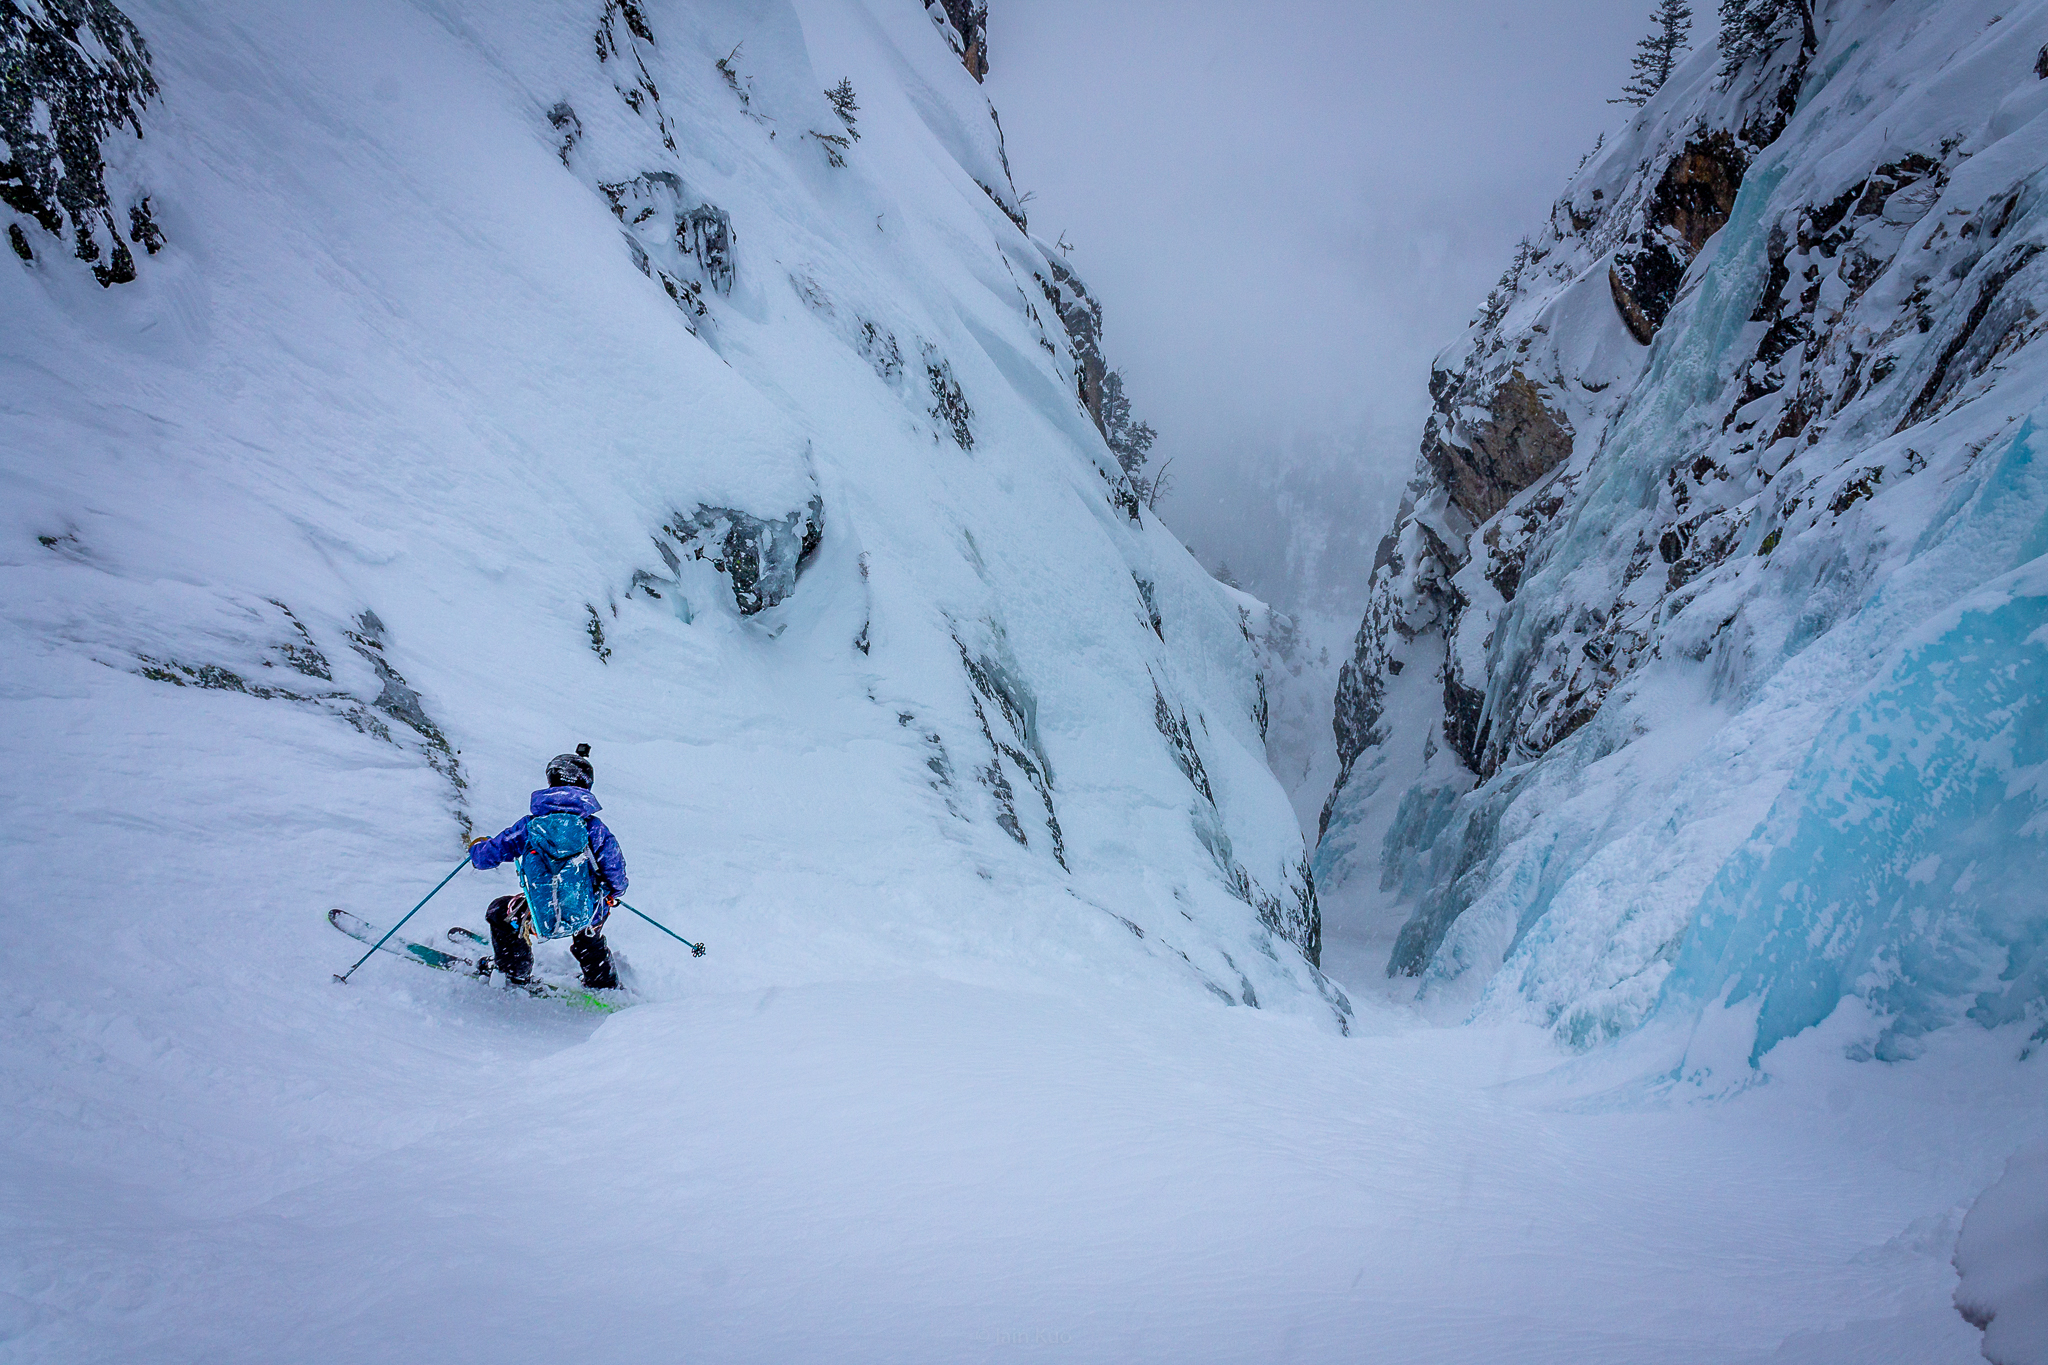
[571,925,619,990]
[486,895,619,990]
[485,895,534,983]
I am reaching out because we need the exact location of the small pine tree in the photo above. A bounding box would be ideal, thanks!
[1099,369,1156,478]
[1611,0,1692,106]
[825,78,860,141]
[1717,0,1812,76]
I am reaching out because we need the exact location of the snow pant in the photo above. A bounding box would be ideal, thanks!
[486,895,619,989]
[570,925,619,990]
[485,895,534,983]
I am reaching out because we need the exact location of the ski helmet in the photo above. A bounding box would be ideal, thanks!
[546,743,594,789]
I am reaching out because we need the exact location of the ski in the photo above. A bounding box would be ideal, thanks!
[327,908,624,1013]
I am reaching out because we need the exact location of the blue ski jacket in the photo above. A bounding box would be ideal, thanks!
[469,786,628,895]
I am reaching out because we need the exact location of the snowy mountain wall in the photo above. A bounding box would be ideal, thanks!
[1316,0,2048,1064]
[1,0,1343,1028]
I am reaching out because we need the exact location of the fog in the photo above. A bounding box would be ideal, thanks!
[990,0,1651,615]
[987,1,1658,826]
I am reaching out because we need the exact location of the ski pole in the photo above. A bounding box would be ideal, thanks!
[334,855,471,984]
[616,900,707,957]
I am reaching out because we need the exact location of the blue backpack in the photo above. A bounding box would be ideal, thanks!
[518,812,601,938]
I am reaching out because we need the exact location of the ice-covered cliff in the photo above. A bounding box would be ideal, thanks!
[1317,0,2048,1066]
[1,0,1340,1029]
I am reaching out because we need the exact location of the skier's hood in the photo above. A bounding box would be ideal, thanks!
[530,786,602,817]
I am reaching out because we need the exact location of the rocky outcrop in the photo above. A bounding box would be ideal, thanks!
[924,0,989,82]
[103,585,473,835]
[557,6,750,335]
[631,499,825,619]
[1422,371,1575,524]
[1030,244,1158,520]
[599,171,736,321]
[1036,252,1107,429]
[1324,16,1815,810]
[1610,133,1750,342]
[1,0,161,283]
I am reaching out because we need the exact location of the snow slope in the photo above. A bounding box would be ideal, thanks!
[1,0,1332,1012]
[11,965,2048,1364]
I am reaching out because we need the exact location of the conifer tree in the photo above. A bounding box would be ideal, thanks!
[825,78,860,140]
[1099,369,1172,508]
[1611,0,1692,106]
[1099,370,1156,479]
[1717,0,1813,76]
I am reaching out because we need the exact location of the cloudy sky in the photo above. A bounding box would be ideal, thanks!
[988,0,1656,602]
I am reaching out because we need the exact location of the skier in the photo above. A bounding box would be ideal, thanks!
[466,744,625,990]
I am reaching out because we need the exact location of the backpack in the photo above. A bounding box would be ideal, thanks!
[517,812,601,939]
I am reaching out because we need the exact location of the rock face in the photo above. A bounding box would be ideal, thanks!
[1608,133,1749,342]
[1422,370,1576,526]
[924,0,989,82]
[0,0,161,283]
[1317,0,2048,1063]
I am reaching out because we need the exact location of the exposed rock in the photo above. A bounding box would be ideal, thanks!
[923,345,973,449]
[1609,239,1687,344]
[1422,371,1575,524]
[601,172,735,320]
[1649,133,1746,253]
[1030,245,1154,519]
[657,499,824,616]
[858,319,904,383]
[597,0,675,149]
[1133,575,1162,637]
[547,102,583,166]
[1324,17,1812,823]
[1036,254,1106,428]
[1152,680,1214,805]
[1609,134,1749,343]
[125,599,471,835]
[1,0,158,284]
[962,639,1064,866]
[923,0,988,82]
